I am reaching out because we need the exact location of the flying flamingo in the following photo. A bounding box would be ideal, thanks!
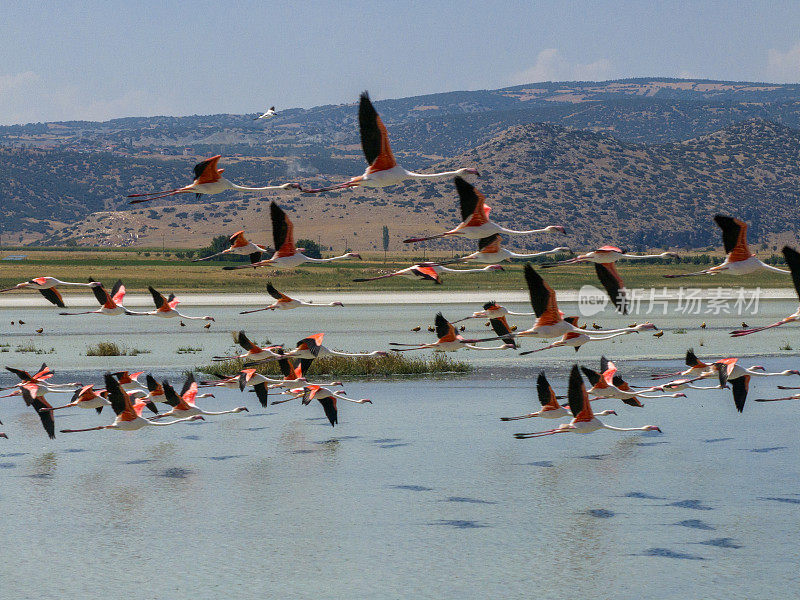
[254,107,276,120]
[224,202,361,270]
[200,368,274,407]
[246,333,387,365]
[212,330,283,362]
[651,348,718,380]
[127,155,300,203]
[732,246,800,336]
[38,385,111,415]
[239,282,344,313]
[483,264,655,342]
[513,365,661,439]
[59,279,137,316]
[452,301,535,324]
[499,371,615,421]
[518,317,633,355]
[132,287,215,321]
[19,386,56,439]
[664,215,789,278]
[299,92,478,193]
[0,277,101,308]
[390,312,513,352]
[712,358,799,413]
[277,385,371,427]
[150,375,248,420]
[353,263,503,284]
[403,178,565,243]
[60,375,204,433]
[193,231,269,264]
[580,363,686,407]
[446,234,570,264]
[543,245,678,267]
[111,371,147,395]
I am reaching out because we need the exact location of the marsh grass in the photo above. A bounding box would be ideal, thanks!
[177,346,203,354]
[198,352,473,380]
[86,342,151,356]
[15,343,55,354]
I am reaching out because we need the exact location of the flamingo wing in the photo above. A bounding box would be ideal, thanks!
[714,214,751,260]
[434,312,455,340]
[266,282,289,301]
[580,366,602,387]
[782,246,800,300]
[454,177,488,225]
[6,366,33,381]
[523,264,559,321]
[253,383,269,408]
[20,387,55,439]
[38,287,65,308]
[594,263,628,314]
[104,374,130,416]
[270,202,296,257]
[536,372,559,409]
[193,155,223,184]
[90,282,112,306]
[489,316,516,348]
[410,266,441,283]
[146,286,166,309]
[359,92,396,171]
[161,381,182,408]
[233,330,261,352]
[477,234,501,252]
[731,375,749,413]
[297,333,324,356]
[568,365,594,421]
[317,396,338,427]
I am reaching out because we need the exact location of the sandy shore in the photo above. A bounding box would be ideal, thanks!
[0,287,795,308]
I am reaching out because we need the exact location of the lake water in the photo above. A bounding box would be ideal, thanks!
[1,294,799,598]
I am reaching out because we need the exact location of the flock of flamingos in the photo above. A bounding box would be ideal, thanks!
[2,92,800,442]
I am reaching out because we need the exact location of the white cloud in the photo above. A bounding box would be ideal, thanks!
[766,42,800,83]
[510,49,613,85]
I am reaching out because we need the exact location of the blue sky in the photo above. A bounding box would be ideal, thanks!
[2,0,800,124]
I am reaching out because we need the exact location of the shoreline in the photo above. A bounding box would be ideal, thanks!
[0,287,796,308]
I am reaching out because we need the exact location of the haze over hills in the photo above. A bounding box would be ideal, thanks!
[3,78,800,250]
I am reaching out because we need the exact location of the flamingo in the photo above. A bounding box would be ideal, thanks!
[452,301,535,324]
[279,385,371,427]
[200,368,274,407]
[732,246,800,336]
[193,231,269,264]
[518,317,633,355]
[254,107,276,120]
[127,155,299,203]
[38,385,111,415]
[19,386,55,439]
[246,333,387,365]
[483,264,655,342]
[0,277,101,307]
[60,374,204,433]
[513,365,661,439]
[500,371,617,421]
[403,178,565,243]
[447,234,570,264]
[580,363,686,407]
[390,312,513,353]
[111,371,147,395]
[353,263,503,284]
[713,358,799,413]
[132,287,215,321]
[224,202,361,270]
[150,375,248,420]
[299,92,478,193]
[665,215,789,278]
[59,279,137,316]
[657,377,724,392]
[212,330,283,362]
[239,282,344,314]
[543,245,678,267]
[651,348,718,380]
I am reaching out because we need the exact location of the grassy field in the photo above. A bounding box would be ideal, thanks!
[0,249,793,293]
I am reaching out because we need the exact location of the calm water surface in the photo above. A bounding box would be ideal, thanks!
[1,296,799,598]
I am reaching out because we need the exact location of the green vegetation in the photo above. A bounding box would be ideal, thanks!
[15,343,55,354]
[86,342,150,356]
[198,353,473,380]
[177,346,203,354]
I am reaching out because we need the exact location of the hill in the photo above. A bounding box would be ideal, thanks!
[38,119,800,252]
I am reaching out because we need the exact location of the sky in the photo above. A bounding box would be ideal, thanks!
[2,0,800,125]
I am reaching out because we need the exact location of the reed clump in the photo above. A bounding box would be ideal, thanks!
[86,342,150,356]
[198,352,472,380]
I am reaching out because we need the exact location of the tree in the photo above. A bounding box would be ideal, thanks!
[296,238,322,259]
[382,225,389,263]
